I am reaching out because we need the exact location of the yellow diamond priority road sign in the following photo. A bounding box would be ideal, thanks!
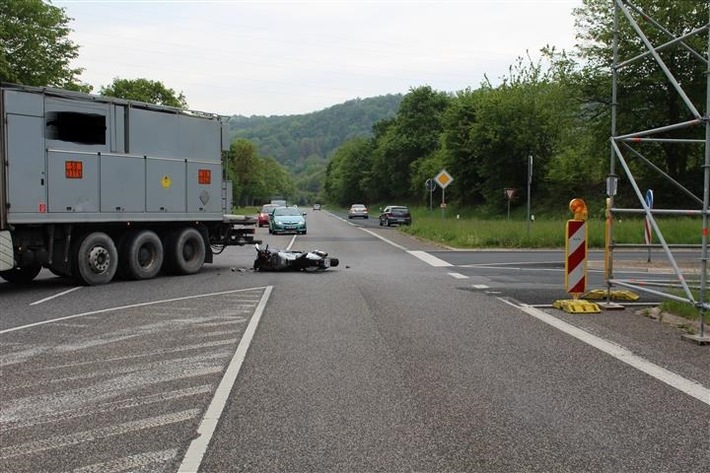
[434,169,453,189]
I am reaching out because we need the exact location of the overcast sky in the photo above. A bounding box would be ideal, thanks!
[57,0,582,117]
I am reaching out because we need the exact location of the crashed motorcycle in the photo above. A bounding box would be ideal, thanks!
[253,244,340,271]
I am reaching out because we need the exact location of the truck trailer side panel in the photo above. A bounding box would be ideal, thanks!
[4,86,224,224]
[7,113,45,214]
[0,83,258,283]
[100,153,145,212]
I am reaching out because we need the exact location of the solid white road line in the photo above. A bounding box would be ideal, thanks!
[359,227,407,250]
[447,272,469,279]
[177,285,273,473]
[502,299,710,407]
[29,287,82,306]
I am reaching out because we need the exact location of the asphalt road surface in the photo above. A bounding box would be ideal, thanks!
[1,209,708,472]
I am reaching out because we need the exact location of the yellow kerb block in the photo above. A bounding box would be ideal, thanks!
[553,299,601,314]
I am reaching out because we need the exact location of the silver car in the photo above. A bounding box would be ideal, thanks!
[348,204,369,219]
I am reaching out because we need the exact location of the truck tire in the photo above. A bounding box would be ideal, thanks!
[72,232,118,286]
[0,264,42,284]
[165,227,205,275]
[123,230,164,280]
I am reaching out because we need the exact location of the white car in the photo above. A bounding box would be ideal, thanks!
[348,204,369,219]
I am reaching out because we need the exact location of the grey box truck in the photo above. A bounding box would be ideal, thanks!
[0,83,259,285]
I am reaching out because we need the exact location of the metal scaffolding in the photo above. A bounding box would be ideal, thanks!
[606,0,709,344]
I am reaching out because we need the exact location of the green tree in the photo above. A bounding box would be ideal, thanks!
[440,87,485,206]
[324,137,374,206]
[0,0,86,89]
[225,138,295,206]
[409,147,448,208]
[261,156,295,203]
[371,86,451,201]
[573,0,708,202]
[228,139,263,206]
[294,154,327,203]
[441,54,575,211]
[99,78,188,108]
[366,118,396,202]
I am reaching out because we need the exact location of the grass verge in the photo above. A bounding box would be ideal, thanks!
[401,210,698,249]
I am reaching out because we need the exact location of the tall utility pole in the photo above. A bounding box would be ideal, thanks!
[526,155,532,236]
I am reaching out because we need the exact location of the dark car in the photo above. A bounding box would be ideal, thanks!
[379,205,412,226]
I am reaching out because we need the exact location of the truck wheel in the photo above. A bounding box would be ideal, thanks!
[0,264,42,284]
[166,227,205,275]
[72,232,118,285]
[124,230,164,280]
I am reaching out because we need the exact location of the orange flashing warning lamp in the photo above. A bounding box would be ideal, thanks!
[569,198,588,221]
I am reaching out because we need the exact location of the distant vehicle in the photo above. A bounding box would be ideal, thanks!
[270,199,287,207]
[348,204,369,219]
[269,206,307,235]
[379,205,412,226]
[258,204,279,227]
[313,203,322,210]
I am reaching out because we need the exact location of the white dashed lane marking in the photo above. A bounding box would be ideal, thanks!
[408,250,452,267]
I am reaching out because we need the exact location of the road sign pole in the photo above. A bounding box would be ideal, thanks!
[425,178,435,211]
[527,155,533,236]
[504,188,516,221]
[434,169,453,219]
[441,188,445,220]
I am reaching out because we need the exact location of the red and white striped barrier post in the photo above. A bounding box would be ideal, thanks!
[565,199,588,297]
